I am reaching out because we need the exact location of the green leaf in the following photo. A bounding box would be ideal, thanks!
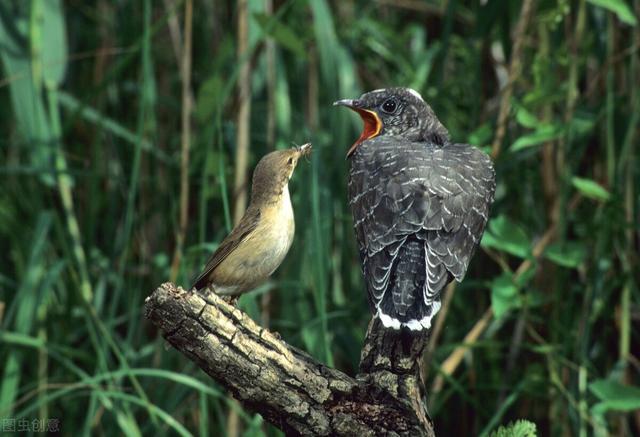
[0,5,55,185]
[511,124,564,151]
[489,419,537,437]
[544,242,587,268]
[38,0,68,87]
[481,215,531,258]
[115,410,142,437]
[590,379,640,412]
[490,273,519,319]
[196,75,225,123]
[57,91,173,164]
[515,106,539,129]
[571,177,611,201]
[569,112,596,138]
[468,123,493,146]
[587,0,638,26]
[253,13,307,58]
[0,213,52,417]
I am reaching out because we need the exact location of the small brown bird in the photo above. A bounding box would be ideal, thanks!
[191,144,312,297]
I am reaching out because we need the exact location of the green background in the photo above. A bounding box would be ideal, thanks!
[1,0,639,435]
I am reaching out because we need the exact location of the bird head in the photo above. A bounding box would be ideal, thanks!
[250,143,312,202]
[334,87,449,157]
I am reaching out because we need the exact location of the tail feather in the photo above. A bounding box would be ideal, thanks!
[377,237,449,330]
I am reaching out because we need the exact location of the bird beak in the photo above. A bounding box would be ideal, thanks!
[334,98,382,158]
[333,99,357,108]
[297,143,312,157]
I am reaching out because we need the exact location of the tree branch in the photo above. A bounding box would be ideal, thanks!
[144,283,435,436]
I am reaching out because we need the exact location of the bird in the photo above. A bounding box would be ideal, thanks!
[191,144,312,299]
[334,88,495,331]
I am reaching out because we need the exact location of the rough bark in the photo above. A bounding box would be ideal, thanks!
[144,283,435,436]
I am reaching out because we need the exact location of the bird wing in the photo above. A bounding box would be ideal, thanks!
[191,208,261,290]
[349,136,495,321]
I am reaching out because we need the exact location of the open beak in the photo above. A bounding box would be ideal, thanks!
[333,99,382,157]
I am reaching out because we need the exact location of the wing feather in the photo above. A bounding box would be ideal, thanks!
[348,136,495,323]
[191,209,261,290]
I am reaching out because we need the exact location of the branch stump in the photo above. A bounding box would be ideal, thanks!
[144,283,435,436]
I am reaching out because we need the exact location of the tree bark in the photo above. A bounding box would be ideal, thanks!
[144,283,435,436]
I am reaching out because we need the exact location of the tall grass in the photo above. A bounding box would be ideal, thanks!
[0,1,638,435]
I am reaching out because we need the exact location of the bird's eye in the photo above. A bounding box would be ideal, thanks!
[287,157,294,165]
[381,98,398,114]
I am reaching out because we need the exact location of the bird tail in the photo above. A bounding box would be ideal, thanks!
[376,238,446,331]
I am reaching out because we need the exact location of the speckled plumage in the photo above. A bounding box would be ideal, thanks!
[340,88,495,330]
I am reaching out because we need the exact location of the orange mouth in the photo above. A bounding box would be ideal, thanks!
[347,109,382,157]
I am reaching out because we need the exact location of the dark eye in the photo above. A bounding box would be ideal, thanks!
[288,157,294,165]
[381,98,398,114]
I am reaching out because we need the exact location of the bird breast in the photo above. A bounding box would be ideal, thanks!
[246,185,295,276]
[210,185,295,296]
[262,184,295,265]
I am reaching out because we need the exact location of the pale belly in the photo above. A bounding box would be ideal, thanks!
[211,190,295,295]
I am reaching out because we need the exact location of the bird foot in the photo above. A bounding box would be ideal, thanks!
[221,295,239,306]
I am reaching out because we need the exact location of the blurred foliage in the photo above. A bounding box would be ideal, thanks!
[0,0,639,435]
[489,419,537,437]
